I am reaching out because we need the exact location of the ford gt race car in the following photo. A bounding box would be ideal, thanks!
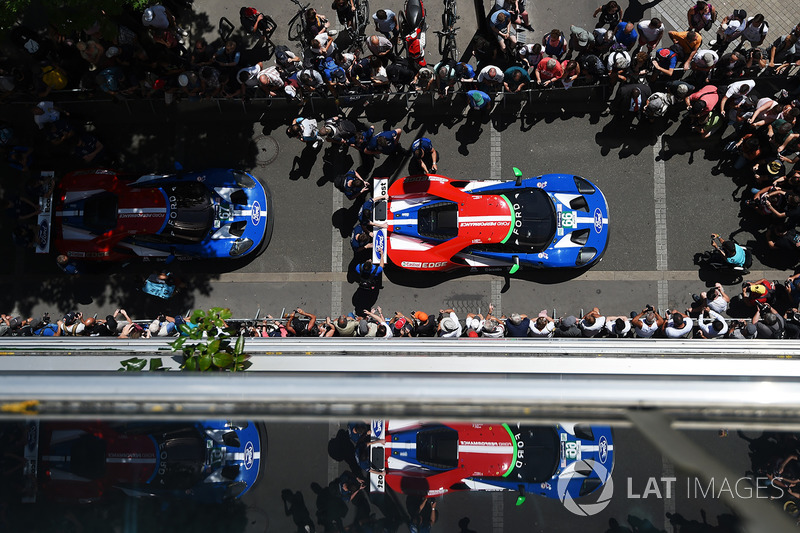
[19,420,263,504]
[368,421,613,503]
[371,172,609,272]
[50,168,272,261]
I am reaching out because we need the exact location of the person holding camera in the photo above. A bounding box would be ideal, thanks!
[696,307,729,338]
[662,309,694,338]
[631,305,664,338]
[710,233,747,267]
[753,302,784,338]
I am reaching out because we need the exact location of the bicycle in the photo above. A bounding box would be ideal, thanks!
[435,0,459,61]
[345,0,370,52]
[287,0,311,43]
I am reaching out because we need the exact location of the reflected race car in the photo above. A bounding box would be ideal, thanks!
[368,420,613,502]
[24,420,263,504]
[372,173,609,272]
[52,168,272,261]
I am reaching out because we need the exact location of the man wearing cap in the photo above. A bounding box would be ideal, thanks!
[742,279,775,307]
[554,315,581,337]
[464,312,485,337]
[643,91,673,121]
[753,304,784,339]
[567,26,594,59]
[357,318,379,337]
[605,316,632,338]
[535,58,564,87]
[504,313,530,337]
[142,5,175,31]
[632,306,664,338]
[437,308,462,338]
[467,89,491,111]
[662,310,693,339]
[652,47,678,79]
[636,18,663,52]
[690,50,718,83]
[411,311,437,337]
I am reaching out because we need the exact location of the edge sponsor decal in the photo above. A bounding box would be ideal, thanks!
[400,261,447,269]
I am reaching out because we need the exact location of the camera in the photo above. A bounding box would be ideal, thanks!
[644,304,654,313]
[757,302,770,314]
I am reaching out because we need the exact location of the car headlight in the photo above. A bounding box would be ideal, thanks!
[233,171,256,189]
[575,247,597,266]
[573,176,596,195]
[229,237,253,256]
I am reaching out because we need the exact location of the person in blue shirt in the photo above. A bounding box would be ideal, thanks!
[364,128,403,156]
[56,254,80,275]
[410,137,439,173]
[711,233,746,267]
[467,89,491,111]
[355,252,385,290]
[350,224,372,252]
[615,21,638,50]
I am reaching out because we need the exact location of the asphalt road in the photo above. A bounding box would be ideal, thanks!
[245,421,755,533]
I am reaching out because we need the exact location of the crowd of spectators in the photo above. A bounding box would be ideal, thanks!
[6,273,800,339]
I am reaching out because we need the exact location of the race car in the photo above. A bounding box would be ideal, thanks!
[368,420,613,502]
[371,172,609,272]
[50,168,272,261]
[21,420,263,504]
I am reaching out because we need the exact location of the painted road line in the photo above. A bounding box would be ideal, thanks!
[331,186,344,318]
[492,492,504,533]
[654,138,668,310]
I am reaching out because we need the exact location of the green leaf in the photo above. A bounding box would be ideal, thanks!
[219,309,232,320]
[199,354,212,371]
[183,356,198,371]
[190,309,205,324]
[148,358,164,371]
[190,328,203,340]
[120,357,147,371]
[234,334,245,356]
[178,324,193,337]
[170,337,187,351]
[239,360,253,371]
[212,352,234,369]
[207,339,221,355]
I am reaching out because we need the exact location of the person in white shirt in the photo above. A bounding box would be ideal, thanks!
[529,313,556,337]
[662,310,694,338]
[719,79,756,115]
[437,309,462,338]
[636,18,663,52]
[712,9,747,51]
[580,307,606,337]
[605,316,632,337]
[632,307,664,338]
[733,14,769,49]
[697,309,729,338]
[32,101,62,129]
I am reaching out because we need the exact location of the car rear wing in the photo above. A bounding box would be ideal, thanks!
[372,178,389,264]
[35,171,55,254]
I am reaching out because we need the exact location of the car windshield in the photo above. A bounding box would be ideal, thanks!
[416,426,459,469]
[161,182,214,243]
[151,429,207,490]
[83,192,118,233]
[418,202,459,239]
[498,425,560,483]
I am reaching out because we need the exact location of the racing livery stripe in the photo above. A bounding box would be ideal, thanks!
[56,210,81,217]
[385,442,416,449]
[575,216,608,224]
[581,445,614,452]
[230,451,261,461]
[118,208,167,214]
[501,423,517,477]
[105,457,158,464]
[500,195,515,244]
[459,445,514,454]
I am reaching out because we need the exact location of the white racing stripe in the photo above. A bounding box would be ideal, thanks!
[106,457,158,464]
[56,210,81,217]
[459,445,514,454]
[118,208,166,214]
[386,442,416,449]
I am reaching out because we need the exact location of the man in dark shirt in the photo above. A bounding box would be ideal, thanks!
[504,313,530,337]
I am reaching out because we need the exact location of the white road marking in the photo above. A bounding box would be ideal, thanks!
[490,112,504,318]
[492,491,504,533]
[654,138,668,310]
[331,187,343,318]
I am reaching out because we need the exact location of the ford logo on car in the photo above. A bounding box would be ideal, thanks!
[251,201,261,226]
[38,220,49,249]
[244,441,255,470]
[598,435,608,464]
[374,230,385,258]
[593,208,603,233]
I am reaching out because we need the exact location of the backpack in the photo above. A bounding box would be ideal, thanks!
[388,59,415,85]
[275,45,300,74]
[357,264,380,290]
[41,65,67,90]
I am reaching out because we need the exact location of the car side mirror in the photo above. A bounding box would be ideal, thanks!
[516,484,526,506]
[513,167,523,186]
[509,255,520,275]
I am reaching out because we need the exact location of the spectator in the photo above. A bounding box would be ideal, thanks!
[697,308,728,338]
[554,315,581,337]
[542,29,568,59]
[614,22,638,51]
[535,58,564,87]
[142,5,176,31]
[685,83,719,123]
[580,307,606,337]
[753,304,784,339]
[712,9,747,52]
[372,9,398,42]
[390,312,414,337]
[477,65,504,92]
[636,18,664,52]
[719,79,755,115]
[690,50,718,83]
[632,306,664,338]
[669,29,702,68]
[367,35,394,63]
[503,64,529,92]
[741,279,776,307]
[593,1,621,30]
[605,315,631,337]
[438,308,462,338]
[335,315,359,336]
[489,9,517,52]
[518,43,544,69]
[495,0,532,31]
[529,311,556,337]
[663,310,693,338]
[364,307,392,338]
[643,91,673,121]
[411,311,437,337]
[694,283,731,315]
[560,60,580,89]
[714,51,747,80]
[651,47,678,79]
[332,0,356,28]
[567,25,594,58]
[287,116,324,148]
[591,28,616,55]
[464,312,484,337]
[287,308,318,337]
[32,101,64,130]
[481,304,505,338]
[687,1,717,33]
[467,89,491,111]
[733,14,769,50]
[769,33,799,72]
[304,8,330,41]
[743,47,767,76]
[504,313,530,337]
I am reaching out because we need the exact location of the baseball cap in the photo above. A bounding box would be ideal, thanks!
[358,319,370,336]
[441,317,457,332]
[658,48,672,58]
[467,330,479,337]
[394,317,407,330]
[178,73,189,87]
[561,316,578,327]
[571,25,589,47]
[412,311,428,322]
[646,98,662,114]
[744,323,757,338]
[703,52,715,66]
[768,160,782,174]
[143,8,154,22]
[471,92,484,106]
[105,46,120,58]
[750,284,767,296]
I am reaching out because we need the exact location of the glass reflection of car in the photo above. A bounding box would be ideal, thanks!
[371,171,609,273]
[51,168,272,261]
[368,420,613,502]
[19,420,263,504]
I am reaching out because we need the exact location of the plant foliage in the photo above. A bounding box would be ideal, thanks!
[170,307,252,372]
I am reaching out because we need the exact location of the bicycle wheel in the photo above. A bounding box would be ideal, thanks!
[357,0,369,29]
[448,0,457,19]
[448,33,459,61]
[288,16,304,42]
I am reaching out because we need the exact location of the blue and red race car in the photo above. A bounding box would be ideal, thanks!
[21,420,263,504]
[368,420,613,503]
[51,168,272,261]
[371,172,609,272]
